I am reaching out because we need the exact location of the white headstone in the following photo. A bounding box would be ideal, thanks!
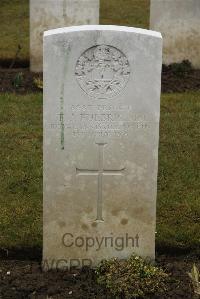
[43,25,162,270]
[30,0,99,72]
[150,0,200,68]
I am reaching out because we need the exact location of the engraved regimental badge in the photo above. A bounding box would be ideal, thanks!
[75,45,130,99]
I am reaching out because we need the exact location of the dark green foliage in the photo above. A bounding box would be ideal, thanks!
[170,60,193,78]
[12,72,23,88]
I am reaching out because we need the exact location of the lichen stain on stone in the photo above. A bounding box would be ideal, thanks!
[121,218,128,225]
[82,224,88,230]
[58,221,66,228]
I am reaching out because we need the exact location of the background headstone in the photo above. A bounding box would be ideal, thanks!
[150,0,200,68]
[43,25,162,269]
[30,0,99,72]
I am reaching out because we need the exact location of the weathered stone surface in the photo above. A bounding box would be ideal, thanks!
[150,0,200,68]
[30,0,99,72]
[43,25,162,270]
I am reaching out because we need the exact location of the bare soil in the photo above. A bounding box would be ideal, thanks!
[162,62,200,93]
[0,61,200,94]
[0,68,42,94]
[0,255,199,299]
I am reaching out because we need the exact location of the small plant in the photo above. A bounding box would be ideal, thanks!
[96,254,168,299]
[12,72,23,88]
[188,264,200,297]
[170,60,192,77]
[33,77,43,90]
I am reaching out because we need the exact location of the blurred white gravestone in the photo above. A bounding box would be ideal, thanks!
[30,0,99,72]
[43,25,162,270]
[150,0,200,68]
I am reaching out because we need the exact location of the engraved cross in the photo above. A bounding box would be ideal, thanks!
[76,143,125,221]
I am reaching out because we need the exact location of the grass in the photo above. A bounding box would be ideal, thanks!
[157,92,200,253]
[0,92,199,254]
[100,0,150,28]
[0,0,150,62]
[0,93,42,249]
[0,0,29,62]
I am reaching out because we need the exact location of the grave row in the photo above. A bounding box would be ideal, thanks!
[30,0,200,72]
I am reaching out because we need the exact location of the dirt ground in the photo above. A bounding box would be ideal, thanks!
[0,61,200,94]
[0,255,199,299]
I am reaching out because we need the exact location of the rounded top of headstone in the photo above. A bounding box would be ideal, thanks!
[44,25,162,39]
